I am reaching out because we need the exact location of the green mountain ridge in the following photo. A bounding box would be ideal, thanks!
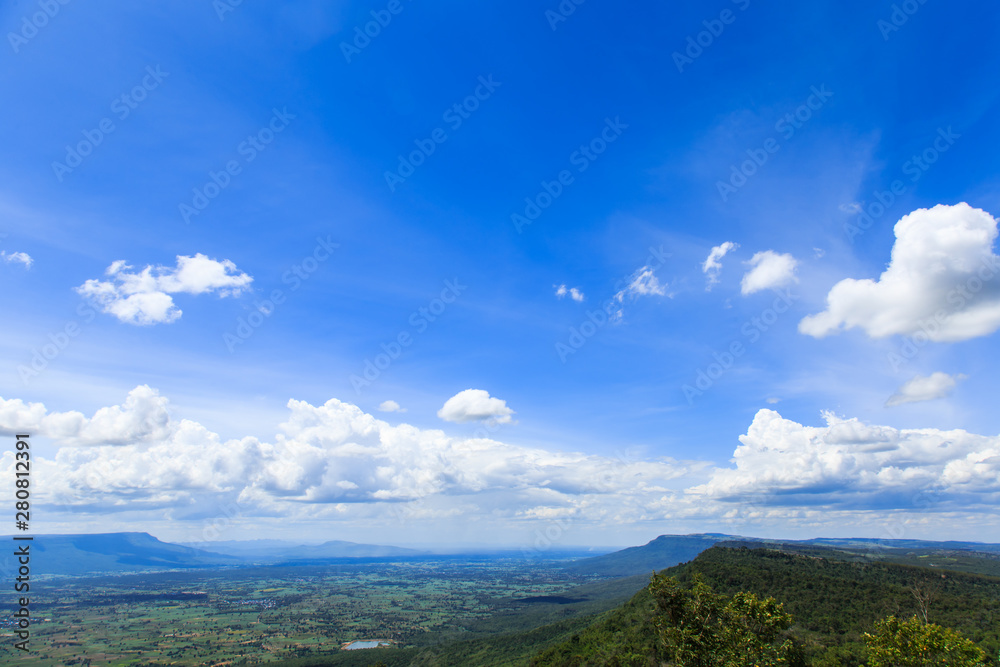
[532,544,1000,666]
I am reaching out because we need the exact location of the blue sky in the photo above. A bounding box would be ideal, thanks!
[2,0,1000,548]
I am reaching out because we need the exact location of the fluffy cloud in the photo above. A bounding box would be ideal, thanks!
[76,254,252,325]
[0,385,172,445]
[5,389,1000,536]
[886,372,965,407]
[741,251,799,295]
[702,241,738,290]
[555,284,585,302]
[691,409,1000,510]
[378,400,405,413]
[437,389,514,424]
[800,204,1000,341]
[0,386,691,521]
[1,251,33,268]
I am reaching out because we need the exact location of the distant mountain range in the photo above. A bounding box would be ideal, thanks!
[561,533,1000,578]
[0,532,425,576]
[178,538,424,561]
[561,533,731,577]
[3,532,241,576]
[8,531,1000,577]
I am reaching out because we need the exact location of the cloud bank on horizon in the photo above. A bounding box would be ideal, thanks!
[3,384,999,540]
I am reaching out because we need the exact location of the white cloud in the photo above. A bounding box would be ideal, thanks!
[839,202,863,214]
[0,386,692,522]
[0,385,173,445]
[626,267,668,296]
[886,372,966,407]
[5,389,1000,537]
[612,266,669,314]
[690,409,1000,510]
[702,241,738,290]
[1,251,33,268]
[76,254,252,325]
[740,251,799,295]
[555,284,585,302]
[800,204,1000,341]
[378,400,405,413]
[437,389,514,424]
[606,264,672,321]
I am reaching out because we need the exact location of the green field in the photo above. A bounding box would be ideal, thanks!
[0,558,620,666]
[6,542,1000,666]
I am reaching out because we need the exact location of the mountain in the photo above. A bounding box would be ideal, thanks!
[561,533,1000,580]
[181,538,425,561]
[176,538,307,559]
[6,532,241,575]
[796,536,1000,553]
[6,533,428,576]
[281,539,424,560]
[533,543,1000,666]
[561,533,733,577]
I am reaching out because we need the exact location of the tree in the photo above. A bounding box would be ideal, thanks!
[864,615,988,666]
[907,579,940,624]
[649,573,803,667]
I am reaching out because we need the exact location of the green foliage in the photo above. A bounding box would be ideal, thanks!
[864,615,988,666]
[531,573,805,666]
[650,573,802,667]
[532,546,1000,667]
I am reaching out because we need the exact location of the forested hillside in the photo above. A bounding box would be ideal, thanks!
[531,545,1000,666]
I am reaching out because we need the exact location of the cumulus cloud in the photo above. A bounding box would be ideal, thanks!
[741,251,799,295]
[691,409,1000,510]
[76,254,253,325]
[5,389,1000,534]
[800,204,1000,341]
[2,251,33,268]
[0,386,691,521]
[378,400,405,413]
[555,284,585,302]
[437,389,514,424]
[702,241,738,290]
[0,385,173,445]
[886,372,966,407]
